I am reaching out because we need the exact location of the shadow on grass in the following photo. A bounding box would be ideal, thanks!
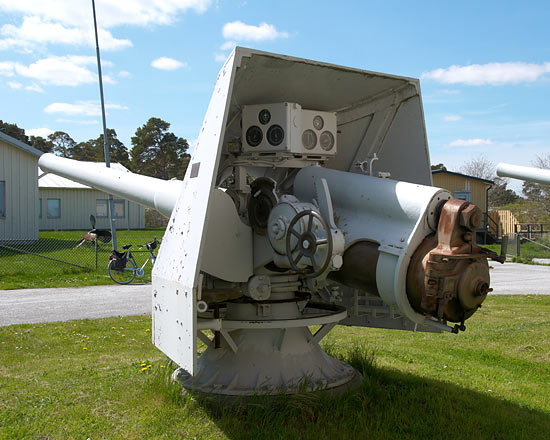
[149,347,550,440]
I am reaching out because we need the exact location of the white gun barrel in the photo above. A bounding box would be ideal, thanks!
[38,153,181,217]
[497,162,550,185]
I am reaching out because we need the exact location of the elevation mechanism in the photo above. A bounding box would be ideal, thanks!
[38,48,504,395]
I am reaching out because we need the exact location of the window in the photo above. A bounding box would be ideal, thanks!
[38,198,42,219]
[96,199,108,218]
[96,199,125,218]
[454,190,471,201]
[113,200,125,219]
[47,199,61,218]
[0,181,5,218]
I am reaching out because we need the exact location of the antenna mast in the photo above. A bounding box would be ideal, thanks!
[92,0,117,250]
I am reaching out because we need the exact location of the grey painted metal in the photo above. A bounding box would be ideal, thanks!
[174,299,358,395]
[196,307,347,331]
[497,162,550,185]
[92,0,117,251]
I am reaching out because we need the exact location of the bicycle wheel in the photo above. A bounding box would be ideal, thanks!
[108,259,136,284]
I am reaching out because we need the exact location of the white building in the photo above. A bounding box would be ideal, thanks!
[38,162,145,231]
[0,132,41,241]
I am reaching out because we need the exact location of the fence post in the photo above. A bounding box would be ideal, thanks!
[517,233,521,256]
[95,238,98,270]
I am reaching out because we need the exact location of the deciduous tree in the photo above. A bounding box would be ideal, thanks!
[460,155,495,180]
[131,117,189,179]
[48,131,76,157]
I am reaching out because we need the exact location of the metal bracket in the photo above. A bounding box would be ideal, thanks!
[356,153,379,176]
[197,330,213,347]
[220,329,238,353]
[307,322,336,345]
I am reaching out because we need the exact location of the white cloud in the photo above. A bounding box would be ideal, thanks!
[214,52,227,63]
[0,16,132,51]
[151,57,186,71]
[25,83,44,92]
[44,100,128,116]
[3,56,111,87]
[0,61,16,76]
[439,89,460,95]
[422,62,550,86]
[0,1,212,52]
[15,56,97,86]
[445,138,493,148]
[220,40,236,51]
[443,115,462,122]
[118,70,131,78]
[222,21,288,41]
[26,127,54,138]
[7,80,21,89]
[0,0,212,28]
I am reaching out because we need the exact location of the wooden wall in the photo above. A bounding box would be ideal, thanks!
[0,140,39,241]
[488,210,520,237]
[432,173,489,212]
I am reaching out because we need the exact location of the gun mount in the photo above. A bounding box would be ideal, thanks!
[38,47,503,396]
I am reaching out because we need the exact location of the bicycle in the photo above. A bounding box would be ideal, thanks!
[108,238,158,284]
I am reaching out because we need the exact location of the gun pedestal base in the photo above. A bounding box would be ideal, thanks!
[173,299,360,396]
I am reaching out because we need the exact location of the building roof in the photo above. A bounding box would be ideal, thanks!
[0,131,43,158]
[38,162,130,189]
[432,169,494,185]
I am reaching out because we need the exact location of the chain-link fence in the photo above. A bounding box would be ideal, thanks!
[0,228,164,289]
[503,231,550,262]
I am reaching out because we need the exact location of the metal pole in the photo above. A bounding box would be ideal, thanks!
[92,0,117,251]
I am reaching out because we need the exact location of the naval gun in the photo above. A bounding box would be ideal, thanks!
[38,47,504,396]
[497,162,550,185]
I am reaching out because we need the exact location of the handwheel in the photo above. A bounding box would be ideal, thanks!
[285,210,333,278]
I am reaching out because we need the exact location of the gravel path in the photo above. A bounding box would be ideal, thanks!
[0,284,151,326]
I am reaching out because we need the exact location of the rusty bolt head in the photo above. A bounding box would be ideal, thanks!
[459,204,483,231]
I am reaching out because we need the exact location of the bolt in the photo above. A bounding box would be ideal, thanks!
[460,204,483,231]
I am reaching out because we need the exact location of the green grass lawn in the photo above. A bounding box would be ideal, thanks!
[0,295,548,439]
[0,228,164,289]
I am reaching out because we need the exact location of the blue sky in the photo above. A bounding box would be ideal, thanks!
[1,0,549,192]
